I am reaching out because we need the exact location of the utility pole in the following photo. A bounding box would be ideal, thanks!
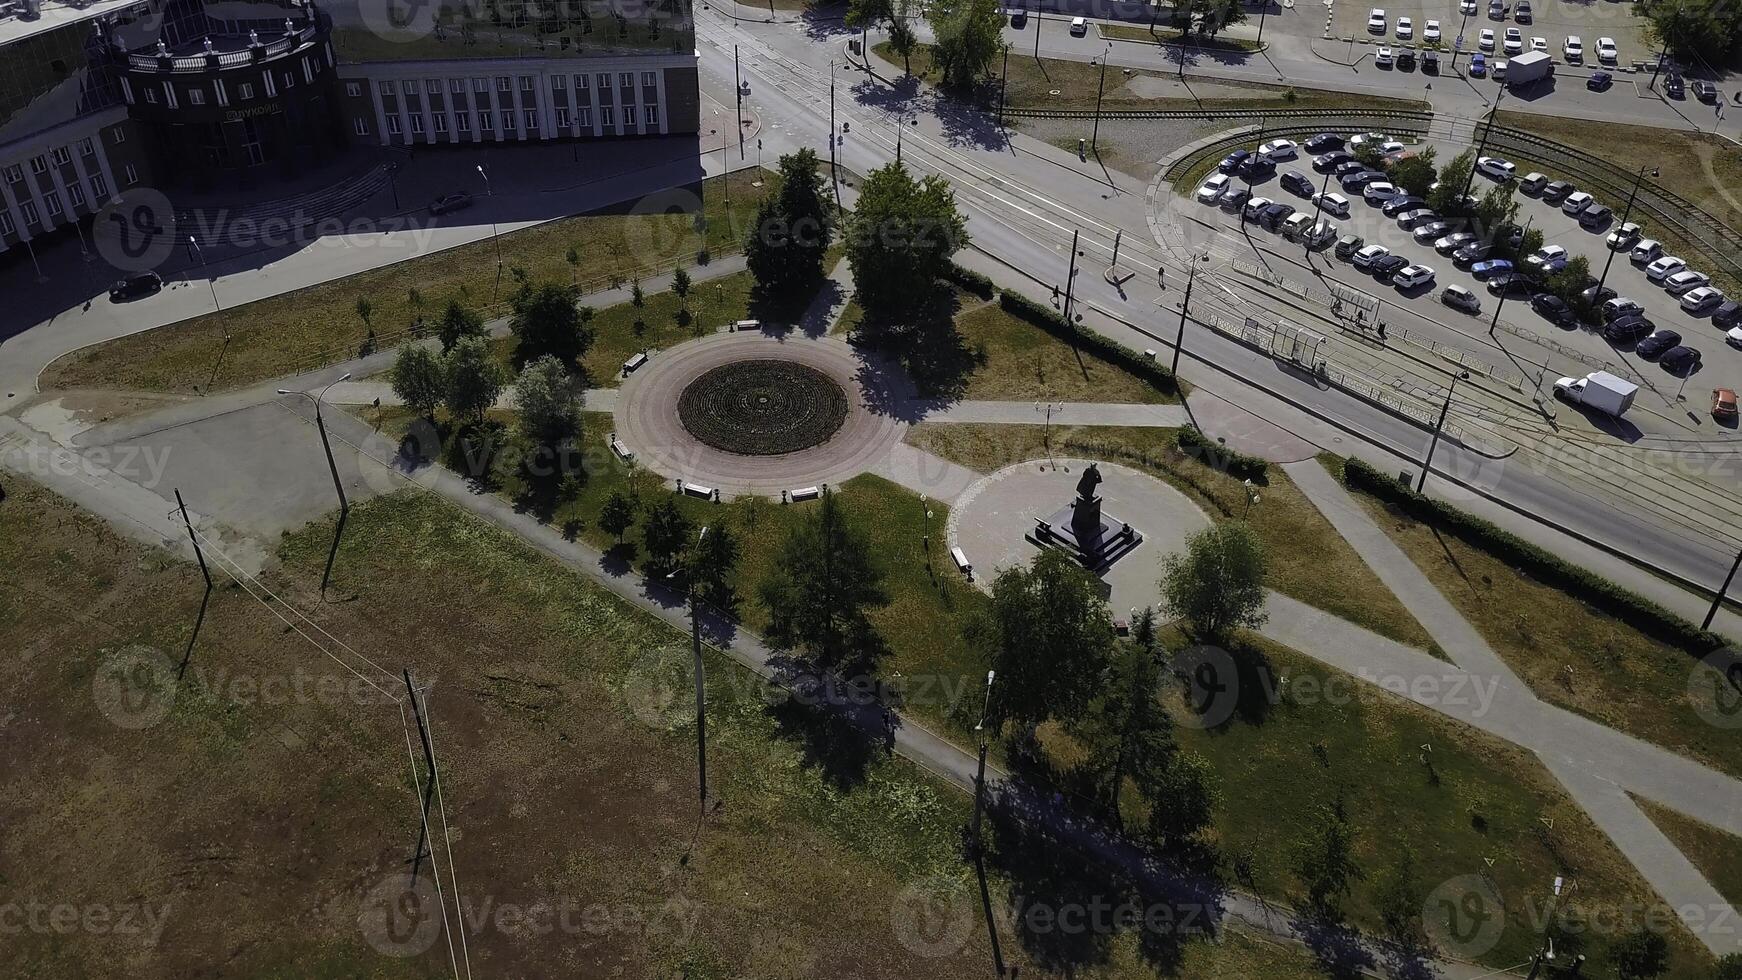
[1488,214,1532,336]
[1091,46,1109,151]
[1256,0,1269,46]
[1034,9,1042,60]
[1172,253,1199,376]
[173,488,214,678]
[1307,167,1333,257]
[1595,165,1656,300]
[1705,548,1742,629]
[829,59,838,194]
[1459,88,1505,206]
[277,373,352,596]
[689,526,710,809]
[1417,371,1470,493]
[997,42,1011,129]
[734,45,745,162]
[476,165,502,301]
[1062,228,1080,323]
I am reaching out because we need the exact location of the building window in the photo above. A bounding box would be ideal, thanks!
[346,81,361,97]
[90,174,108,199]
[551,75,565,91]
[501,111,514,132]
[388,115,402,135]
[21,201,39,226]
[556,107,570,128]
[239,82,254,100]
[426,78,440,93]
[576,73,588,90]
[68,182,85,208]
[524,109,537,130]
[45,191,62,216]
[473,77,487,93]
[577,107,591,128]
[410,114,424,134]
[601,106,614,128]
[644,105,658,126]
[2,165,19,183]
[188,87,206,105]
[619,72,632,87]
[496,76,510,92]
[51,146,70,166]
[402,80,416,95]
[596,73,610,91]
[449,78,463,93]
[353,117,369,136]
[519,75,533,91]
[381,80,394,95]
[457,112,471,133]
[124,164,138,185]
[144,88,158,104]
[79,137,94,157]
[642,71,657,87]
[30,155,47,174]
[434,113,448,133]
[0,211,12,236]
[111,126,126,144]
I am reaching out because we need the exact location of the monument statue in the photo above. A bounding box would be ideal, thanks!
[1029,461,1143,573]
[1075,463,1102,502]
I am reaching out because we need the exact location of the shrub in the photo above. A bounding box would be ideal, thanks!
[996,291,1180,397]
[1341,457,1731,656]
[1175,426,1268,482]
[944,261,996,300]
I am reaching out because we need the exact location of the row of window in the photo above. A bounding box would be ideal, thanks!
[136,54,322,109]
[358,71,658,100]
[1,172,125,239]
[370,103,658,137]
[2,129,123,186]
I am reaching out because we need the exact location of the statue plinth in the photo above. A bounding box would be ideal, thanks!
[1027,464,1143,572]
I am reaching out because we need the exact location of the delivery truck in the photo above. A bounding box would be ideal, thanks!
[1507,51,1554,88]
[1553,371,1638,416]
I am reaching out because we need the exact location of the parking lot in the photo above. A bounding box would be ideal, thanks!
[1186,133,1742,416]
[1335,0,1652,69]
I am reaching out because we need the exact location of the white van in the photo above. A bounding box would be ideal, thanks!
[1069,16,1088,35]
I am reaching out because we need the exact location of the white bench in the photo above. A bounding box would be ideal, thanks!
[609,434,633,462]
[950,546,972,579]
[622,352,648,376]
[733,319,760,332]
[789,485,822,502]
[681,482,715,500]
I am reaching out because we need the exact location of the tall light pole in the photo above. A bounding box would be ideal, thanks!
[1417,370,1471,493]
[1488,213,1532,336]
[1459,88,1506,206]
[277,372,353,596]
[996,42,1011,130]
[1595,165,1657,301]
[1256,0,1270,46]
[189,235,220,313]
[1704,547,1742,630]
[734,44,745,162]
[476,164,503,300]
[674,525,711,809]
[1524,876,1567,979]
[1090,44,1111,152]
[970,669,1007,979]
[1062,228,1081,323]
[1172,251,1207,376]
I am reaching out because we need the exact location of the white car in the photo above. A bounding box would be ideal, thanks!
[1396,15,1413,39]
[1259,139,1298,160]
[1631,238,1664,263]
[1069,16,1087,35]
[1353,243,1391,268]
[1460,0,1476,12]
[1348,131,1387,148]
[1197,173,1231,203]
[1393,263,1436,289]
[1479,28,1495,51]
[1664,270,1711,294]
[1530,36,1547,52]
[1596,37,1618,63]
[1494,59,1509,81]
[1363,181,1399,203]
[1424,19,1441,42]
[1526,245,1569,272]
[1503,27,1523,55]
[1368,8,1387,33]
[1728,327,1742,347]
[1645,255,1686,282]
[1564,35,1583,60]
[1477,156,1516,181]
[1313,191,1352,216]
[1242,196,1275,221]
[1561,191,1593,215]
[1375,46,1394,67]
[1379,140,1407,156]
[1680,286,1724,312]
[1606,222,1642,248]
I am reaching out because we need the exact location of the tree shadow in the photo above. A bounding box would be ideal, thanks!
[1290,909,1379,979]
[761,655,899,791]
[798,0,852,41]
[852,284,981,402]
[1171,637,1278,732]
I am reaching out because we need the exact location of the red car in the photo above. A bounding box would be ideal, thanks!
[1715,387,1738,420]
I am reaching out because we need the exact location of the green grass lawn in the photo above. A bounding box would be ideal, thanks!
[903,422,1434,650]
[1635,797,1742,909]
[43,170,772,396]
[1345,486,1742,783]
[954,298,1175,404]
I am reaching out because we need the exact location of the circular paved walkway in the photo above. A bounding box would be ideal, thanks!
[947,458,1211,614]
[612,331,911,497]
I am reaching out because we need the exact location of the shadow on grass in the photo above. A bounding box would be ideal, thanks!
[762,656,900,791]
[1289,910,1379,980]
[1172,637,1279,731]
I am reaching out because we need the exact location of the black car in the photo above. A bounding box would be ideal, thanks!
[1315,151,1354,172]
[1370,254,1410,278]
[1665,73,1685,99]
[1581,284,1619,308]
[1219,187,1252,212]
[1588,71,1613,91]
[1219,150,1252,174]
[1542,180,1575,203]
[1382,195,1427,217]
[1661,345,1702,373]
[1334,160,1368,178]
[1010,7,1027,26]
[108,271,163,303]
[1455,242,1493,265]
[1239,157,1276,180]
[1280,171,1315,197]
[1340,170,1384,190]
[1304,133,1344,153]
[1604,315,1654,344]
[1635,330,1682,359]
[1531,293,1575,325]
[1714,301,1742,330]
[1487,273,1535,298]
[1259,202,1296,231]
[1516,0,1532,21]
[1397,50,1415,70]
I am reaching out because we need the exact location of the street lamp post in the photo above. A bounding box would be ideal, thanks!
[1256,0,1270,46]
[1704,547,1742,630]
[1459,88,1506,206]
[997,42,1011,129]
[276,372,353,596]
[1595,165,1657,300]
[1488,214,1532,336]
[1091,45,1111,152]
[1417,370,1471,493]
[1451,7,1472,69]
[476,165,503,300]
[1524,876,1567,979]
[189,235,221,314]
[1172,251,1207,376]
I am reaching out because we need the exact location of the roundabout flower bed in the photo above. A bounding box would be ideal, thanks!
[676,359,849,456]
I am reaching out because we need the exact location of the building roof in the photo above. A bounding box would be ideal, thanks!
[0,0,136,47]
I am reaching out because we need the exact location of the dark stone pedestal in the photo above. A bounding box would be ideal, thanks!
[1029,495,1144,573]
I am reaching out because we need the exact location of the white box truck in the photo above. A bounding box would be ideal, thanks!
[1553,371,1637,416]
[1507,51,1554,88]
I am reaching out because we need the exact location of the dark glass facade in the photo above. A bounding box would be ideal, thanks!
[324,0,694,63]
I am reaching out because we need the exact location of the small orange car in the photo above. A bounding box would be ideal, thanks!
[1715,387,1738,419]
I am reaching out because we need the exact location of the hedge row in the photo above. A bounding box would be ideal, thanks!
[1175,425,1269,482]
[944,262,997,300]
[996,291,1181,397]
[1342,457,1730,655]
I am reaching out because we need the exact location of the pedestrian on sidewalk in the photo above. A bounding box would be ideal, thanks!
[1158,265,1166,290]
[1378,320,1388,340]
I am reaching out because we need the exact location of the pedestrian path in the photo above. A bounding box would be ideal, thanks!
[916,400,1189,427]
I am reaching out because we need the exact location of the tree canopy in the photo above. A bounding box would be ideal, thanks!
[759,490,890,674]
[1636,0,1742,66]
[437,299,487,352]
[441,334,507,425]
[746,148,836,315]
[390,344,446,420]
[509,282,595,370]
[927,0,1004,89]
[512,355,582,450]
[1160,522,1269,643]
[641,495,695,577]
[845,162,968,329]
[982,549,1113,732]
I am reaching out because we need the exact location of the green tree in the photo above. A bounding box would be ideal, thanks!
[599,490,638,544]
[1352,142,1386,169]
[1611,927,1670,980]
[389,344,446,420]
[1160,522,1269,643]
[982,549,1113,732]
[1544,254,1593,310]
[889,0,919,73]
[1713,952,1742,980]
[441,334,506,425]
[746,149,836,314]
[1374,852,1432,952]
[1072,609,1173,818]
[845,162,968,329]
[565,245,581,286]
[354,296,373,326]
[1387,147,1437,199]
[1473,180,1521,243]
[1427,149,1476,216]
[1292,794,1363,917]
[631,279,645,307]
[641,495,695,576]
[673,267,692,301]
[512,355,582,449]
[928,0,1004,88]
[1636,0,1742,65]
[845,0,893,30]
[688,523,742,609]
[509,283,595,370]
[437,299,486,352]
[1144,751,1220,858]
[759,489,890,673]
[1201,0,1246,36]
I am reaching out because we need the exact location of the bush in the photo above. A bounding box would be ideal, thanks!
[1175,426,1268,482]
[945,261,996,300]
[996,291,1180,397]
[1342,457,1731,656]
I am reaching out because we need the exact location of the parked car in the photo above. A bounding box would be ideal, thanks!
[1435,232,1479,255]
[1665,73,1685,99]
[1455,242,1493,264]
[1442,284,1482,314]
[1661,346,1702,373]
[1530,36,1547,52]
[1493,59,1510,82]
[1197,174,1231,203]
[1714,301,1742,330]
[1531,293,1575,326]
[1600,297,1644,323]
[1472,259,1515,279]
[1714,387,1738,420]
[1413,221,1451,243]
[1239,157,1276,180]
[1561,191,1594,215]
[1335,160,1369,178]
[1219,150,1252,174]
[1515,0,1532,21]
[1304,133,1344,153]
[1501,27,1522,54]
[1424,19,1441,43]
[1729,327,1742,348]
[1631,239,1664,263]
[1394,263,1436,288]
[1581,284,1618,307]
[1010,7,1027,26]
[1395,15,1413,38]
[1280,171,1315,197]
[1220,188,1251,212]
[1664,270,1711,294]
[1520,172,1549,194]
[1542,180,1575,203]
[1680,286,1724,312]
[1341,170,1385,191]
[1260,139,1299,160]
[1335,234,1366,259]
[1282,212,1316,240]
[1563,35,1583,61]
[1259,202,1296,231]
[1470,53,1488,77]
[1635,330,1682,359]
[1368,8,1386,33]
[1695,79,1719,103]
[1069,15,1087,35]
[1645,255,1687,282]
[1353,243,1390,268]
[1242,196,1274,222]
[1375,46,1394,68]
[1371,254,1410,278]
[1587,71,1613,91]
[1479,28,1495,52]
[1579,205,1613,229]
[1605,315,1655,344]
[1525,245,1569,272]
[1313,191,1352,217]
[1381,195,1426,217]
[1397,208,1437,229]
[1315,151,1354,171]
[428,191,473,215]
[1363,181,1399,204]
[108,271,163,303]
[1596,37,1618,63]
[1606,223,1643,250]
[1488,273,1535,297]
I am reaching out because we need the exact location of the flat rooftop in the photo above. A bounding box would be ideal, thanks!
[0,0,137,47]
